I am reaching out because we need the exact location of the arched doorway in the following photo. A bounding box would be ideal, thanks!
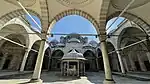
[83,50,97,71]
[25,41,41,70]
[97,48,104,70]
[42,47,51,70]
[50,50,64,71]
[0,34,26,70]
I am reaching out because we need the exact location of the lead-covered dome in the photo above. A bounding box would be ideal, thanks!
[89,40,98,47]
[56,43,65,47]
[68,38,81,43]
[83,43,94,48]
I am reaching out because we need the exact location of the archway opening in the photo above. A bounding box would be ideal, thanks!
[83,50,97,71]
[49,15,99,43]
[106,12,149,36]
[42,47,51,70]
[50,50,64,71]
[106,42,120,72]
[25,14,41,33]
[106,12,150,72]
[119,27,150,72]
[25,40,41,70]
[0,34,26,71]
[48,14,100,73]
[97,48,104,70]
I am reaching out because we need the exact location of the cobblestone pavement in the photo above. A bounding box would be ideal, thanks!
[3,71,150,84]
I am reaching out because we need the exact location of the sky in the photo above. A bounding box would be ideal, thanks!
[26,15,124,42]
[106,17,125,33]
[49,15,99,42]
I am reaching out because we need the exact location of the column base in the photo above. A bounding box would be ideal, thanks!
[103,79,115,84]
[29,79,43,84]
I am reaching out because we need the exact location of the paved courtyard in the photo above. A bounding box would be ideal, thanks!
[0,71,150,84]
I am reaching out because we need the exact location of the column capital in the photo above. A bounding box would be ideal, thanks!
[40,32,47,40]
[116,50,124,55]
[24,47,30,52]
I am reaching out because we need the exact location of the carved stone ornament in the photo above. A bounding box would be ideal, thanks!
[56,0,94,8]
[5,0,36,7]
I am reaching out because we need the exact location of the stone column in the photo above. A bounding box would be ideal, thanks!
[96,58,100,70]
[31,39,46,82]
[128,52,136,71]
[146,52,150,63]
[9,51,22,70]
[81,62,83,75]
[77,61,80,76]
[116,50,125,74]
[137,53,147,71]
[0,53,8,70]
[20,48,30,72]
[47,51,51,71]
[67,61,69,76]
[122,57,129,72]
[100,41,114,84]
[61,61,63,75]
[83,62,85,75]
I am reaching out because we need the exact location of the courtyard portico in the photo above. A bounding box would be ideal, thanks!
[0,0,150,84]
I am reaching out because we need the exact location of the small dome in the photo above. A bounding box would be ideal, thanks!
[68,38,80,43]
[51,39,59,43]
[89,40,98,47]
[56,43,65,47]
[83,43,94,48]
[62,49,86,60]
[68,33,81,37]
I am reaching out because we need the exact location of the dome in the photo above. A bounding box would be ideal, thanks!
[68,33,81,37]
[89,40,98,47]
[62,49,86,60]
[68,38,80,43]
[51,39,59,43]
[66,33,81,39]
[83,43,94,48]
[56,43,65,47]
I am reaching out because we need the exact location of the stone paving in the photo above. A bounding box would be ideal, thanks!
[0,71,150,84]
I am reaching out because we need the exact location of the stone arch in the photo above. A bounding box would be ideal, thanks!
[107,11,150,36]
[106,41,120,71]
[0,9,42,28]
[83,50,97,71]
[51,49,64,57]
[0,24,30,47]
[106,39,117,50]
[117,27,147,49]
[97,48,102,57]
[117,27,150,71]
[50,49,64,71]
[49,9,100,33]
[96,48,104,70]
[25,40,41,70]
[98,0,111,40]
[43,47,51,70]
[0,34,26,70]
[83,50,95,57]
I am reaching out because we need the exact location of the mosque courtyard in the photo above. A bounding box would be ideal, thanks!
[0,71,149,84]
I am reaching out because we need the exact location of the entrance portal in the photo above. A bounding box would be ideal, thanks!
[85,63,90,71]
[3,59,11,69]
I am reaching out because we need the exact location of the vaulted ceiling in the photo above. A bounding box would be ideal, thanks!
[0,0,150,39]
